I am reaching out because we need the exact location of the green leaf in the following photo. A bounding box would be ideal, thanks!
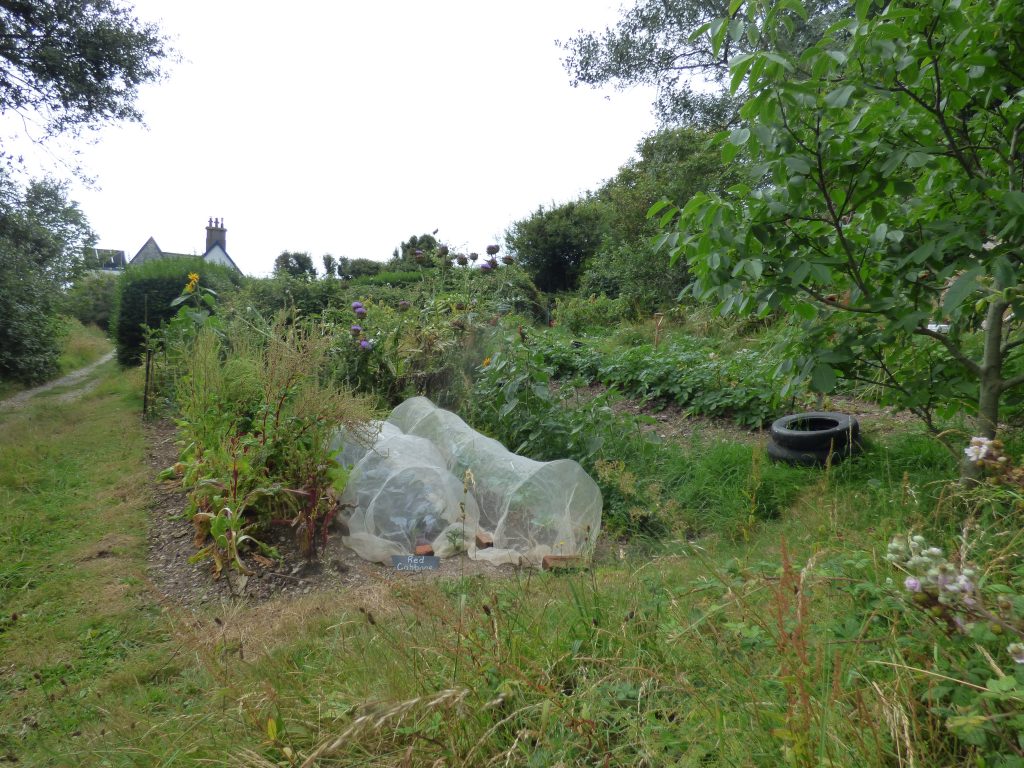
[823,85,855,108]
[810,363,836,392]
[942,266,985,313]
[905,152,931,168]
[994,256,1016,289]
[794,302,817,319]
[169,294,190,307]
[785,156,811,175]
[1003,190,1024,214]
[729,127,751,145]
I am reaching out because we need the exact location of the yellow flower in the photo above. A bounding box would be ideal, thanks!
[481,356,492,368]
[184,272,200,293]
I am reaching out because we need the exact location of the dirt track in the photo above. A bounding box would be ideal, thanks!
[0,351,115,411]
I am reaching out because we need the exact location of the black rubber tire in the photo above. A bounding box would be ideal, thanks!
[766,436,862,467]
[770,411,859,452]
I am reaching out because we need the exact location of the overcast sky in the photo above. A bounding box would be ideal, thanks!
[50,1,659,276]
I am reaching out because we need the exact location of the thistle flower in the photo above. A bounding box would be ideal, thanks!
[350,324,362,337]
[359,339,372,351]
[480,262,492,271]
[456,254,468,266]
[355,307,367,319]
[351,301,363,311]
[438,245,450,257]
[486,244,500,256]
[501,255,514,265]
[486,257,498,268]
[469,252,478,262]
[398,300,411,311]
[904,576,922,593]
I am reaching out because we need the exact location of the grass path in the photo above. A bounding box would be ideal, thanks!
[0,351,115,411]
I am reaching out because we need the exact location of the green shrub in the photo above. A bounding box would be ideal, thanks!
[0,272,67,383]
[64,271,119,331]
[112,258,240,366]
[350,269,423,287]
[579,242,690,316]
[554,294,630,334]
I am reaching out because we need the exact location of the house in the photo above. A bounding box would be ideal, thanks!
[91,248,127,271]
[127,218,242,274]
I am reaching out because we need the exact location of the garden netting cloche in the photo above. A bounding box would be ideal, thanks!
[331,397,602,567]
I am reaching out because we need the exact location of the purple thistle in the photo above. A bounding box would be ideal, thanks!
[350,324,362,337]
[355,307,367,319]
[398,300,411,311]
[480,262,492,271]
[469,252,479,262]
[351,301,363,310]
[486,244,500,256]
[904,577,922,593]
[359,339,372,351]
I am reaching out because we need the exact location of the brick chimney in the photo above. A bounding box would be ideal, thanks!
[205,217,226,252]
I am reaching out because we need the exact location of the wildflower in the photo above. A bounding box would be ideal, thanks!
[964,436,993,463]
[350,324,362,337]
[359,339,372,351]
[501,255,514,265]
[480,262,492,271]
[456,254,468,266]
[398,300,411,311]
[469,252,479,262]
[351,301,363,311]
[184,272,200,293]
[486,244,500,256]
[487,257,499,268]
[481,356,491,367]
[1008,643,1024,664]
[355,306,367,319]
[904,576,922,593]
[438,245,450,257]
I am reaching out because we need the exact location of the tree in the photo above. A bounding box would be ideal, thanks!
[390,233,440,269]
[273,251,317,280]
[321,253,337,279]
[658,0,1024,462]
[347,258,382,279]
[506,201,605,293]
[0,171,95,382]
[0,0,167,141]
[581,128,739,312]
[560,0,844,127]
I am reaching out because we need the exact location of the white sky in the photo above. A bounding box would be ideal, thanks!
[50,1,659,276]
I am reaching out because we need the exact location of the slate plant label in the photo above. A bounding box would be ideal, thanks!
[391,555,441,571]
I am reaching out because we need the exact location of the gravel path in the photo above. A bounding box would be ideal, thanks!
[0,351,115,411]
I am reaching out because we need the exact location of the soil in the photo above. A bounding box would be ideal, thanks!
[144,421,520,611]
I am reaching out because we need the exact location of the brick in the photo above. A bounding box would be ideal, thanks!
[414,544,434,556]
[542,555,582,571]
[475,531,494,549]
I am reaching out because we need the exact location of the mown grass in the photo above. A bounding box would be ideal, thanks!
[0,320,112,401]
[57,319,111,375]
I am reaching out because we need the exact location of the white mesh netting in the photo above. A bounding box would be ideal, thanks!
[331,397,602,567]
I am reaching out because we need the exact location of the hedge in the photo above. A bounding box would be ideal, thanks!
[112,258,241,366]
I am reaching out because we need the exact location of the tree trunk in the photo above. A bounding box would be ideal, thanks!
[963,296,1009,480]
